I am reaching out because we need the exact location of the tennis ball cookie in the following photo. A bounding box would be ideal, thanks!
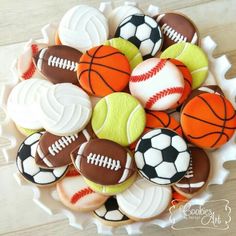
[129,58,184,110]
[161,42,208,89]
[104,38,143,70]
[16,125,44,137]
[91,92,146,146]
[77,45,131,97]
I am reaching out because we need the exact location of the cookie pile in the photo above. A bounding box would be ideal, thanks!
[10,4,236,226]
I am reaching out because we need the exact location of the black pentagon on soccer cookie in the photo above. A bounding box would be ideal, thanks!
[134,128,190,185]
[115,14,163,59]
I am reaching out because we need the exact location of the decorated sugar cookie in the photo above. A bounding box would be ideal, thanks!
[135,128,190,185]
[77,45,131,97]
[171,188,188,206]
[129,58,184,110]
[16,125,44,137]
[115,14,163,59]
[58,5,108,53]
[181,93,236,149]
[37,83,92,136]
[55,30,62,45]
[16,132,68,186]
[117,178,172,220]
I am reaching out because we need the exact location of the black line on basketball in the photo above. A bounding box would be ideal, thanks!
[146,111,170,127]
[188,131,229,141]
[86,49,124,59]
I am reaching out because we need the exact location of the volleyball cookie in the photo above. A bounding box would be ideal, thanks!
[56,167,108,212]
[72,139,136,185]
[104,38,143,70]
[33,45,82,85]
[91,92,146,146]
[161,42,208,89]
[117,178,172,221]
[135,128,190,185]
[155,12,199,50]
[37,83,92,136]
[7,78,52,129]
[115,14,163,59]
[16,132,69,186]
[173,146,210,198]
[93,196,132,227]
[129,58,184,110]
[77,45,131,97]
[181,93,236,149]
[58,5,108,53]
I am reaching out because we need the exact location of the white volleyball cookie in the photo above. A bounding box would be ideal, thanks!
[37,83,92,136]
[129,58,184,110]
[58,5,108,53]
[7,78,52,129]
[117,178,172,220]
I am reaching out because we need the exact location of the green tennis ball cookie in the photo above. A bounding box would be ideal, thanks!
[16,125,44,136]
[160,42,208,89]
[104,38,143,70]
[92,92,146,146]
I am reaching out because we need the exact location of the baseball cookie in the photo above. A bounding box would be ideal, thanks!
[37,83,92,136]
[129,58,184,110]
[33,45,82,85]
[91,92,146,146]
[155,12,199,50]
[173,146,210,198]
[77,45,131,97]
[181,93,236,149]
[94,196,132,227]
[135,128,190,185]
[117,178,172,221]
[72,139,136,185]
[115,14,163,59]
[58,5,108,53]
[16,132,68,186]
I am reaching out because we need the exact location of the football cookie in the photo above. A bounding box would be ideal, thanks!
[72,139,136,185]
[33,45,82,85]
[135,128,190,185]
[181,93,236,149]
[115,14,163,59]
[155,12,199,50]
[58,5,108,53]
[16,132,68,186]
[117,178,172,221]
[7,78,52,129]
[37,83,92,136]
[129,58,184,110]
[173,147,210,198]
[35,124,94,168]
[56,167,108,212]
[77,45,131,97]
[94,196,132,227]
[91,92,146,146]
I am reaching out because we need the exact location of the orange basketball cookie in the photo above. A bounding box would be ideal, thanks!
[181,93,236,149]
[77,45,131,97]
[55,30,62,45]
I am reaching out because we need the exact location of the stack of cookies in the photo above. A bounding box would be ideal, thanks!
[8,4,236,226]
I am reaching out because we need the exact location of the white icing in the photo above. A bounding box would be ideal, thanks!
[175,182,204,188]
[191,32,198,44]
[37,48,47,71]
[118,153,132,183]
[185,158,194,178]
[47,55,78,71]
[75,142,88,171]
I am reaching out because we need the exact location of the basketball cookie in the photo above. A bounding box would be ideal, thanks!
[16,132,69,186]
[93,196,132,227]
[135,128,190,185]
[181,93,236,149]
[33,45,82,85]
[104,38,143,70]
[91,92,146,146]
[155,12,199,50]
[161,42,208,89]
[129,58,184,110]
[56,167,108,212]
[173,146,210,198]
[77,45,131,97]
[115,14,163,59]
[72,139,136,185]
[116,178,172,221]
[58,5,108,53]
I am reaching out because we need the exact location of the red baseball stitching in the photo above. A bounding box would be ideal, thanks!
[130,59,167,82]
[70,187,94,204]
[146,87,184,109]
[65,169,80,177]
